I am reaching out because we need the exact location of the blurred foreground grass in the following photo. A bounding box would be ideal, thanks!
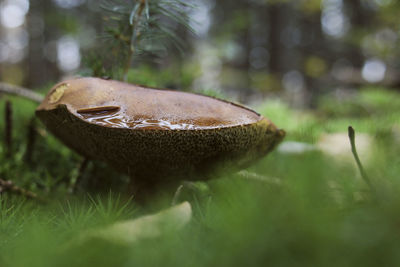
[0,87,400,266]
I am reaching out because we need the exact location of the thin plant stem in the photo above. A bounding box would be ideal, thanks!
[70,158,90,193]
[24,118,37,164]
[123,50,134,82]
[5,101,12,158]
[122,0,147,81]
[171,184,184,206]
[348,126,374,192]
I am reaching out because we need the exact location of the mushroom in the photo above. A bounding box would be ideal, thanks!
[29,77,285,195]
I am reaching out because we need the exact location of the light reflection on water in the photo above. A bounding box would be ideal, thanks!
[78,110,206,130]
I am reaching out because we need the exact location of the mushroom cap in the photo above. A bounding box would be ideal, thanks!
[36,77,285,184]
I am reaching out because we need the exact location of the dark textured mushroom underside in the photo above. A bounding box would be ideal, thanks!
[36,77,285,186]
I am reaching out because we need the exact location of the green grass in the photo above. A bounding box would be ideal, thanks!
[1,88,400,266]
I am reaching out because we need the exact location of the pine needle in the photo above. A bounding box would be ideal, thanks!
[94,0,196,80]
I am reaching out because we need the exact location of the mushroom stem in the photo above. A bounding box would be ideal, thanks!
[0,82,44,103]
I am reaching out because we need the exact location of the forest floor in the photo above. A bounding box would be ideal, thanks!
[0,87,400,267]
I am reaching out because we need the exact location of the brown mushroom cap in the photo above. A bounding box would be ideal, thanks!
[36,77,285,188]
[37,77,262,130]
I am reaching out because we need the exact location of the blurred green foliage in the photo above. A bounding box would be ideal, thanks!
[2,1,400,265]
[0,87,400,266]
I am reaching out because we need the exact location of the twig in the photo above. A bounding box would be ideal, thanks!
[0,178,44,202]
[5,101,12,158]
[348,126,374,192]
[0,82,44,103]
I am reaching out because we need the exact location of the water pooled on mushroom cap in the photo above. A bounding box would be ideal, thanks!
[35,77,285,182]
[38,77,263,130]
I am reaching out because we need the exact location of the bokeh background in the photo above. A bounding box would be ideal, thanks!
[1,0,400,107]
[3,2,400,265]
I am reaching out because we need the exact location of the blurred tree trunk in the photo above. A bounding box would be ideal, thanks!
[346,0,367,68]
[26,0,45,88]
[26,0,60,88]
[267,3,283,74]
[212,0,254,100]
[240,1,253,101]
[300,11,325,108]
